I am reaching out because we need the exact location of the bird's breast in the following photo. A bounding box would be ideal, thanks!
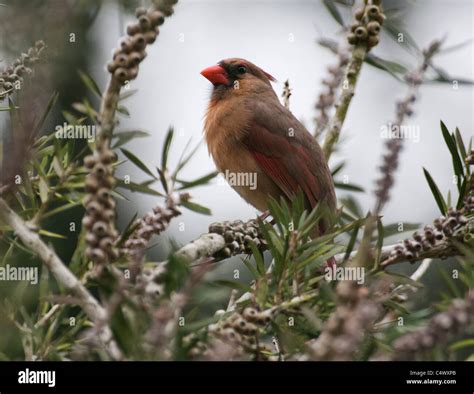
[203,99,280,211]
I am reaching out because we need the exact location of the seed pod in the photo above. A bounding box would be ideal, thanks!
[131,34,146,51]
[354,26,368,39]
[97,188,110,202]
[367,5,380,18]
[93,163,108,178]
[102,175,116,189]
[128,66,139,80]
[138,15,151,30]
[102,209,115,221]
[375,13,386,24]
[106,61,117,74]
[99,237,114,251]
[148,10,165,26]
[120,38,134,54]
[126,23,141,36]
[86,232,98,246]
[114,67,129,84]
[347,33,357,45]
[104,196,116,210]
[85,176,99,193]
[350,23,360,33]
[90,248,106,264]
[367,35,380,48]
[144,30,157,44]
[367,21,381,35]
[243,307,258,322]
[92,221,108,236]
[127,51,141,67]
[135,7,147,17]
[100,150,117,165]
[84,155,97,169]
[86,201,102,216]
[82,215,94,229]
[354,8,364,21]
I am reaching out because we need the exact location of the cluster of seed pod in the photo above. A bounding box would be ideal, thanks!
[314,50,350,137]
[348,1,385,49]
[187,307,274,359]
[0,40,45,99]
[390,291,474,361]
[82,149,119,264]
[106,1,176,85]
[310,288,381,361]
[208,219,267,259]
[122,193,190,256]
[384,198,473,265]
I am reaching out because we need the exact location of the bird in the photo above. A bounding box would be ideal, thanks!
[201,58,336,237]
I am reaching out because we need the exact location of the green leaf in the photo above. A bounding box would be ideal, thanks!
[331,161,345,176]
[249,241,265,276]
[242,258,259,280]
[112,129,150,149]
[456,178,467,209]
[343,223,359,262]
[119,89,138,101]
[213,280,250,292]
[181,200,212,215]
[322,0,344,26]
[374,218,384,266]
[78,70,102,99]
[33,91,59,137]
[38,229,67,239]
[116,179,163,196]
[449,339,474,352]
[382,17,420,53]
[177,171,218,190]
[423,167,447,214]
[42,201,82,220]
[454,127,467,161]
[172,140,201,180]
[334,182,364,192]
[116,105,130,117]
[365,54,408,81]
[120,148,156,178]
[440,121,464,181]
[161,127,174,171]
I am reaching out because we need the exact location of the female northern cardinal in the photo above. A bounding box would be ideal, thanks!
[201,58,336,236]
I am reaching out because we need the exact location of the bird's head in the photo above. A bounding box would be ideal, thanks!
[201,58,275,97]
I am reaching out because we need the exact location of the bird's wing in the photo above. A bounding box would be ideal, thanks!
[242,100,335,211]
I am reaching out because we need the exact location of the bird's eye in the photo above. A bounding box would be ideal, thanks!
[237,65,247,74]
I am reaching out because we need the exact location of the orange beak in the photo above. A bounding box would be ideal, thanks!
[200,65,229,86]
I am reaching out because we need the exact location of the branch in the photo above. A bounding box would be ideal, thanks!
[0,198,122,360]
[381,291,474,361]
[322,1,385,159]
[83,1,178,264]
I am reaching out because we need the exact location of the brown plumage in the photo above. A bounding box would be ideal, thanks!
[201,58,336,235]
